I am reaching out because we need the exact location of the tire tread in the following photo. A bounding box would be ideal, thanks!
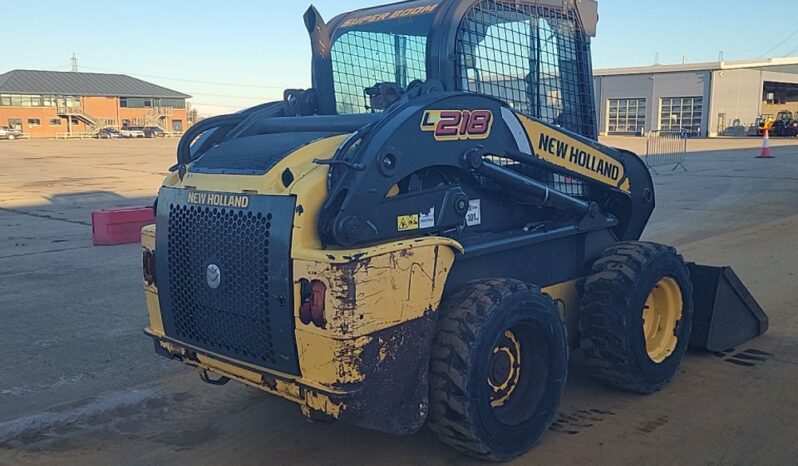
[579,241,692,394]
[429,279,566,461]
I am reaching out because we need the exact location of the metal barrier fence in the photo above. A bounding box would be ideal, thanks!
[56,132,97,140]
[645,130,688,174]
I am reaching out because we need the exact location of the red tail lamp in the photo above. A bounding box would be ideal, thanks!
[143,250,156,286]
[299,279,327,328]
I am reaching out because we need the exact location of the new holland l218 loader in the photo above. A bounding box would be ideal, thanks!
[141,0,769,460]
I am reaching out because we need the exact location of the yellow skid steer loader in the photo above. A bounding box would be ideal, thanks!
[141,0,768,460]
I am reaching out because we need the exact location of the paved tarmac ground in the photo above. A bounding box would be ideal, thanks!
[1,137,797,466]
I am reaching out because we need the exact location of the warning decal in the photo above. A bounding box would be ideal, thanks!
[397,214,420,232]
[466,199,482,227]
[420,207,435,229]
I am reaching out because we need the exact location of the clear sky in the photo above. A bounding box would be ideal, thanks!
[2,0,797,116]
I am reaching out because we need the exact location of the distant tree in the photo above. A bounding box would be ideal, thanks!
[188,107,200,125]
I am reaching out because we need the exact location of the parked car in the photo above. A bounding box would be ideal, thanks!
[0,126,23,140]
[144,126,166,138]
[95,128,122,139]
[120,127,146,138]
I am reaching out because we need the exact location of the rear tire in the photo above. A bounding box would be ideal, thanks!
[428,279,568,461]
[579,241,694,394]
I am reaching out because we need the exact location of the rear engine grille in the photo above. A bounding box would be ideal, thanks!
[156,189,299,375]
[169,205,276,364]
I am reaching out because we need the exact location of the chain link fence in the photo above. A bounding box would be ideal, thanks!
[645,130,688,174]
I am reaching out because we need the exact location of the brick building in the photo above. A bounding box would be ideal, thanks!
[0,70,191,138]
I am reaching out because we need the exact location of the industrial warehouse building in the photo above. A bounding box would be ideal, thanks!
[593,57,798,137]
[0,70,191,138]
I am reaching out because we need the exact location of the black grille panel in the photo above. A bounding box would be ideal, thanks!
[156,189,299,375]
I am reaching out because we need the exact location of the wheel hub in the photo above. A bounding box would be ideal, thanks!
[488,331,522,408]
[642,277,684,363]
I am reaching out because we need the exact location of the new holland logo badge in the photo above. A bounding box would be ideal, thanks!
[187,192,250,209]
[206,264,221,290]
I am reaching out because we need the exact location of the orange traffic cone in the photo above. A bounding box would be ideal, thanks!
[757,129,774,159]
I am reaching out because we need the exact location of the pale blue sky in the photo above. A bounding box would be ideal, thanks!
[2,0,797,115]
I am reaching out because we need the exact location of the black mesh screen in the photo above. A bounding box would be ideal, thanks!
[164,203,290,370]
[481,155,588,199]
[456,0,597,139]
[331,31,427,114]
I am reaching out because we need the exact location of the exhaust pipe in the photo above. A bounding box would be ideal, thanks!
[305,6,337,115]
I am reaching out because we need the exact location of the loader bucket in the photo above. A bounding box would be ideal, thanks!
[688,264,769,352]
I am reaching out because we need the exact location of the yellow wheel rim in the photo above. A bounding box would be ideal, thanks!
[488,331,522,408]
[642,277,683,364]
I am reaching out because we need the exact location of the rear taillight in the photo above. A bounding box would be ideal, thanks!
[143,250,156,286]
[299,279,327,328]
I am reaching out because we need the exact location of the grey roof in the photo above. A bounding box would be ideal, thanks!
[595,57,798,77]
[0,70,191,99]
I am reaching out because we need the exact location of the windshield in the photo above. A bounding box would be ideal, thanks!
[330,2,439,114]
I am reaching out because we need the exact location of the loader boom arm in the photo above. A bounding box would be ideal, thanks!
[318,91,655,249]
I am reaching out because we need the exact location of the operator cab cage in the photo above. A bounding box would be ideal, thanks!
[311,0,600,139]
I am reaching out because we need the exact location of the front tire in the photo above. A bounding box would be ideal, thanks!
[428,279,568,461]
[579,242,694,394]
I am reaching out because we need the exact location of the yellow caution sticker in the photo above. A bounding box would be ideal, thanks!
[397,214,420,232]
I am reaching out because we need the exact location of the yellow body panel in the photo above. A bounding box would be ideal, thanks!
[174,134,350,196]
[542,279,581,347]
[293,244,455,388]
[294,244,455,339]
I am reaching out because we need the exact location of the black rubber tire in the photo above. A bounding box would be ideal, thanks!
[428,279,568,462]
[579,241,694,395]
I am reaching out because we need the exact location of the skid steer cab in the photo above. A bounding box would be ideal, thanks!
[141,0,768,461]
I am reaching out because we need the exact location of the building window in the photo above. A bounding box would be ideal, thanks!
[8,119,22,130]
[23,95,43,107]
[27,118,41,127]
[119,97,171,108]
[0,95,46,107]
[608,98,647,135]
[660,97,703,134]
[160,98,186,109]
[49,118,63,126]
[172,120,183,132]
